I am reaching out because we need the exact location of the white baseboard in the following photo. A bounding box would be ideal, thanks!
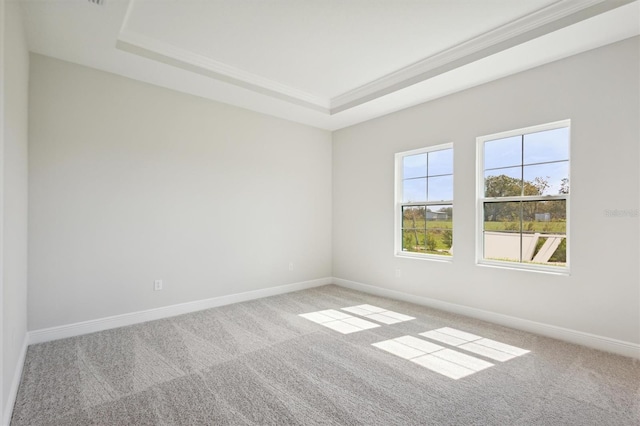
[3,334,28,426]
[334,277,640,360]
[29,277,332,345]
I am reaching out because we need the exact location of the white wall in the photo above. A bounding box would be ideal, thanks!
[28,54,332,330]
[333,37,639,344]
[2,0,30,419]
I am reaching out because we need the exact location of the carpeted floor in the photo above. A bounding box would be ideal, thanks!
[10,284,640,425]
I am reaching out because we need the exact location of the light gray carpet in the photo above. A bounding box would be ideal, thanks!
[10,284,640,425]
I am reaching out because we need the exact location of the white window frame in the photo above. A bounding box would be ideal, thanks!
[394,143,453,261]
[476,120,570,274]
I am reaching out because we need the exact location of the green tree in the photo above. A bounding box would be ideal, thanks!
[442,230,453,248]
[426,233,437,251]
[559,178,569,195]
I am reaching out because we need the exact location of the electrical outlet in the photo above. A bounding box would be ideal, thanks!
[395,268,402,278]
[154,279,163,291]
[289,262,294,271]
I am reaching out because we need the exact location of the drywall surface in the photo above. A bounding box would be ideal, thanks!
[29,54,332,329]
[2,0,29,415]
[333,37,640,344]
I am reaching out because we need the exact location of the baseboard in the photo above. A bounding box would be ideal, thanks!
[3,334,28,426]
[29,277,332,345]
[334,277,640,360]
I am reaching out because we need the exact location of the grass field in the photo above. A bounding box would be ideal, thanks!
[483,220,566,233]
[402,219,567,259]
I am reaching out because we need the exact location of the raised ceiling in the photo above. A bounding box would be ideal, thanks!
[19,0,639,130]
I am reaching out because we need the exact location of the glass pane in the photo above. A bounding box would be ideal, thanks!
[484,168,522,197]
[521,200,567,234]
[484,135,521,170]
[403,153,427,179]
[402,229,426,252]
[425,229,452,254]
[402,206,426,229]
[428,148,453,176]
[403,178,427,202]
[523,161,569,196]
[425,205,453,229]
[483,201,521,262]
[523,127,569,165]
[483,231,521,263]
[428,175,453,201]
[522,200,567,266]
[483,201,520,229]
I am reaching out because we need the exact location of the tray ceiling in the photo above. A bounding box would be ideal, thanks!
[20,0,640,130]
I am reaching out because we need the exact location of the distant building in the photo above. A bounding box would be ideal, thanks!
[426,211,448,220]
[535,213,551,222]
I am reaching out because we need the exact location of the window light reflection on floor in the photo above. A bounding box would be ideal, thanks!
[299,309,380,334]
[299,304,414,334]
[373,327,529,380]
[341,304,415,324]
[420,327,530,362]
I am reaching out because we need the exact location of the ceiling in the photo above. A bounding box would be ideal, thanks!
[19,0,639,130]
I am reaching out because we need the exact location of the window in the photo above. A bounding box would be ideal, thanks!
[477,120,570,272]
[395,143,453,259]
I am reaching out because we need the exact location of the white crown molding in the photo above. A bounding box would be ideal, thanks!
[28,277,332,345]
[333,277,640,360]
[116,29,330,112]
[115,0,633,117]
[330,0,624,113]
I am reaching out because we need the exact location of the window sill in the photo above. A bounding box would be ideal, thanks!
[395,252,453,263]
[476,260,570,276]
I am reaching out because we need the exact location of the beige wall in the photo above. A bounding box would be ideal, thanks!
[2,0,30,417]
[28,54,332,329]
[333,37,640,344]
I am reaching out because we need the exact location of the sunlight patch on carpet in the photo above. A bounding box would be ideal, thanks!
[341,304,415,324]
[299,309,380,334]
[373,328,529,379]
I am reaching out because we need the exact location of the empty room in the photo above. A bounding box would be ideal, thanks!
[2,0,639,424]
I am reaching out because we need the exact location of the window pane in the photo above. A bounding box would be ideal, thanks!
[523,127,569,165]
[521,200,567,234]
[428,175,453,201]
[403,153,427,179]
[483,231,520,263]
[523,161,569,196]
[484,202,521,262]
[426,229,452,254]
[483,201,520,228]
[426,205,453,228]
[402,206,426,229]
[484,168,522,197]
[402,229,426,252]
[428,148,453,176]
[484,135,521,170]
[403,178,427,202]
[522,200,567,266]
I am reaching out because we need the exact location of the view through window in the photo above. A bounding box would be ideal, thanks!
[477,120,570,271]
[395,144,453,258]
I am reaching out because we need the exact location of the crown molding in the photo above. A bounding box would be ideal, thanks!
[115,0,634,117]
[116,29,330,113]
[329,0,630,114]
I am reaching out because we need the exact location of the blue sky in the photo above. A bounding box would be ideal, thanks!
[403,148,453,202]
[401,126,569,203]
[484,127,569,195]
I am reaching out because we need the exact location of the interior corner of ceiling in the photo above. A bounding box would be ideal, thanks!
[118,0,137,38]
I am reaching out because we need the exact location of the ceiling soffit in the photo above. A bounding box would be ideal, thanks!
[115,0,634,116]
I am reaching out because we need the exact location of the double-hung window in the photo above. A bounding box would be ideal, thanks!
[395,143,453,259]
[477,120,570,272]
